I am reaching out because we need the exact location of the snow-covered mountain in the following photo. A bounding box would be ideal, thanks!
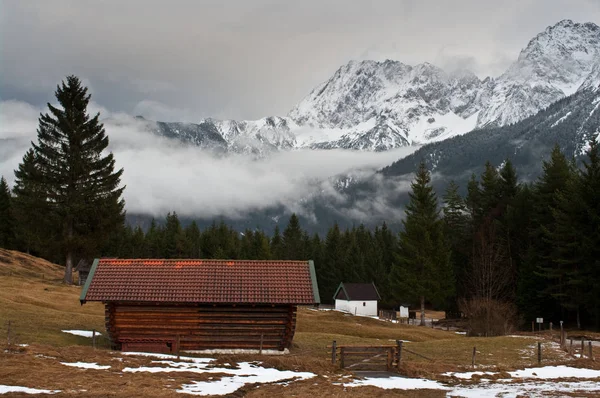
[476,19,600,127]
[138,19,599,153]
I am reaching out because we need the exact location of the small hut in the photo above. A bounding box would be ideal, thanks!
[333,282,380,316]
[80,258,320,353]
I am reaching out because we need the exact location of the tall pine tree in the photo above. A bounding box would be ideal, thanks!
[14,76,125,283]
[442,181,470,314]
[391,161,453,325]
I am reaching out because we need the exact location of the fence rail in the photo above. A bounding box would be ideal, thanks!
[330,340,404,371]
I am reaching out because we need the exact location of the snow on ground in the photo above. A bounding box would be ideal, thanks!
[445,365,600,380]
[343,366,600,398]
[508,365,600,379]
[449,380,600,398]
[60,362,111,370]
[61,330,101,338]
[344,377,448,390]
[442,371,496,379]
[184,348,289,355]
[0,385,60,395]
[121,352,315,396]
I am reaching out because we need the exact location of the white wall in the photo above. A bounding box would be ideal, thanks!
[335,299,378,316]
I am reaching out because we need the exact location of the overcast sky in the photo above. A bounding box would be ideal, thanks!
[2,0,599,122]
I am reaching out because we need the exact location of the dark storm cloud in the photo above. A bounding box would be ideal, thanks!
[1,0,598,121]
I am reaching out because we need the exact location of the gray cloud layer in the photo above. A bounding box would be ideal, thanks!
[2,0,599,121]
[0,100,418,220]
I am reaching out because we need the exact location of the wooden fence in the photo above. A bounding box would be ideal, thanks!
[330,340,405,371]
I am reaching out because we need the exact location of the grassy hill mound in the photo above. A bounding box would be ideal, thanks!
[0,249,105,346]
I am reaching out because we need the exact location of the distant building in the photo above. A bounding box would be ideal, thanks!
[80,258,320,353]
[333,282,380,316]
[74,259,92,286]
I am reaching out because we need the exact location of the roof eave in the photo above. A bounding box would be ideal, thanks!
[79,258,99,305]
[308,260,321,304]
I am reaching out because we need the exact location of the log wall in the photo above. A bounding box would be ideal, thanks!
[104,303,297,353]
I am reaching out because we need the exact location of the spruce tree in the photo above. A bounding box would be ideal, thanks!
[578,137,600,328]
[391,161,453,325]
[281,214,304,259]
[0,176,16,249]
[12,149,54,256]
[251,230,271,259]
[322,222,344,303]
[13,76,125,283]
[164,212,185,258]
[270,226,283,259]
[442,181,470,312]
[548,138,600,328]
[184,221,202,258]
[534,146,578,322]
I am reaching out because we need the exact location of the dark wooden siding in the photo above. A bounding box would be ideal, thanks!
[104,303,297,353]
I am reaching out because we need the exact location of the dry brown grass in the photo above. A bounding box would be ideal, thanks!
[0,249,105,347]
[1,249,599,397]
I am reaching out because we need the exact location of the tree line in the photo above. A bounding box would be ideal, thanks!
[1,76,598,331]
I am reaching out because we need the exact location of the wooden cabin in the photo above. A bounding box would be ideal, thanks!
[333,282,380,316]
[80,258,320,353]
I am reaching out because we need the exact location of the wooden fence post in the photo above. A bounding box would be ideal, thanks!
[331,340,337,365]
[532,321,534,333]
[537,342,542,364]
[581,340,585,356]
[589,342,594,361]
[550,322,553,332]
[472,346,476,368]
[7,321,11,347]
[259,334,264,355]
[570,338,573,355]
[92,329,96,349]
[340,347,345,369]
[396,340,403,370]
[560,321,564,348]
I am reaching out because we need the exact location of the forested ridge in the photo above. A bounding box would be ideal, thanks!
[1,76,599,332]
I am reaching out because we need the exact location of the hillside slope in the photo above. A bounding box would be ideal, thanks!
[0,248,105,346]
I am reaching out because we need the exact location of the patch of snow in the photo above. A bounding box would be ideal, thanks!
[449,380,600,397]
[121,354,314,396]
[443,371,496,379]
[346,374,600,397]
[0,385,60,395]
[344,376,449,390]
[35,354,56,359]
[509,365,600,379]
[177,367,314,396]
[60,362,111,370]
[62,330,101,338]
[551,111,572,127]
[455,332,467,335]
[506,335,537,339]
[184,348,289,355]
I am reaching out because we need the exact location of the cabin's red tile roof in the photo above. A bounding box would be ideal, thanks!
[80,259,320,304]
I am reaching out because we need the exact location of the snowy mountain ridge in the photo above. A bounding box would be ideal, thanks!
[135,19,599,153]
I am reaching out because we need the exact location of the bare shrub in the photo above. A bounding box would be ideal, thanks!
[459,297,517,337]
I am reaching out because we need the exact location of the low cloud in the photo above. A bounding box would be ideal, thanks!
[0,100,417,222]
